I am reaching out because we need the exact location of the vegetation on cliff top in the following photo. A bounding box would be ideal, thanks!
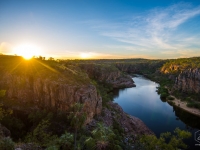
[0,55,90,85]
[161,57,200,74]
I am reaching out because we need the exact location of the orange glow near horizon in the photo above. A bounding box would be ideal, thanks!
[12,44,42,60]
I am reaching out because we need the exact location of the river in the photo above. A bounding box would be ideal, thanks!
[113,75,200,149]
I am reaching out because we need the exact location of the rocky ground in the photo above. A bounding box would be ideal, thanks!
[87,101,154,144]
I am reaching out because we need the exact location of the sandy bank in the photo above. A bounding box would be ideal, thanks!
[168,96,200,117]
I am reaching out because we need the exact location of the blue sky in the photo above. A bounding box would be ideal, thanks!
[0,0,200,59]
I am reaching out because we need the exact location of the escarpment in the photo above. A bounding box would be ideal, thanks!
[79,64,135,88]
[0,56,103,124]
[115,63,140,73]
[115,61,165,74]
[174,68,200,94]
[2,74,102,124]
[159,59,200,94]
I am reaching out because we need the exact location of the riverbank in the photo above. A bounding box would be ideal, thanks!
[168,96,200,117]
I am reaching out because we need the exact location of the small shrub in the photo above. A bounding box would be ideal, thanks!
[160,92,169,99]
[25,120,57,147]
[0,137,15,150]
[46,145,59,150]
[167,96,174,100]
[187,102,200,109]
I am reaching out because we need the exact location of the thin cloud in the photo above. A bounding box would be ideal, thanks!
[87,2,200,58]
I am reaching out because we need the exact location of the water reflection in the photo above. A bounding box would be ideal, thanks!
[113,76,200,149]
[173,105,200,129]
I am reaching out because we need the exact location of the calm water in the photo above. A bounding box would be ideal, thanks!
[114,75,200,149]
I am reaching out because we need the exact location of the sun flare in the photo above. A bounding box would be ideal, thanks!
[80,53,91,59]
[13,44,42,60]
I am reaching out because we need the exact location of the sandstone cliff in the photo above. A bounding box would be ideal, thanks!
[115,60,165,75]
[115,63,142,73]
[159,60,200,94]
[79,64,135,88]
[160,64,181,74]
[0,56,102,124]
[2,73,102,124]
[174,68,200,94]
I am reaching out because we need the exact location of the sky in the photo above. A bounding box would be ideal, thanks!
[0,0,200,59]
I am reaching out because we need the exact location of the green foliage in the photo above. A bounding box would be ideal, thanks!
[25,120,57,147]
[0,90,10,121]
[46,132,74,150]
[0,137,15,150]
[85,123,116,150]
[68,103,87,130]
[167,96,175,100]
[135,128,191,150]
[46,146,59,150]
[162,57,200,73]
[58,132,74,149]
[157,86,169,99]
[187,102,200,109]
[84,137,95,150]
[91,80,113,107]
[28,110,53,126]
[68,103,87,150]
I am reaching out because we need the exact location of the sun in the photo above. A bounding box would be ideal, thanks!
[13,44,41,60]
[80,53,91,59]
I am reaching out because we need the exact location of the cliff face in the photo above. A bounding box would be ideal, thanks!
[115,61,165,75]
[174,68,200,93]
[87,101,154,144]
[79,64,135,88]
[115,63,141,73]
[161,64,181,74]
[3,73,102,124]
[160,63,200,94]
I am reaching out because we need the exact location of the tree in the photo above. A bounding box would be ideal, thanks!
[0,137,15,150]
[85,123,116,150]
[68,103,86,150]
[0,90,12,121]
[135,128,191,150]
[25,120,57,147]
[46,132,74,150]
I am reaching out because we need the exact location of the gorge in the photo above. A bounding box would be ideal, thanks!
[114,75,200,149]
[1,56,200,149]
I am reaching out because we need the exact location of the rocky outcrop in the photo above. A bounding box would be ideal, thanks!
[174,68,200,93]
[79,64,135,88]
[161,64,181,74]
[87,102,154,143]
[2,74,102,124]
